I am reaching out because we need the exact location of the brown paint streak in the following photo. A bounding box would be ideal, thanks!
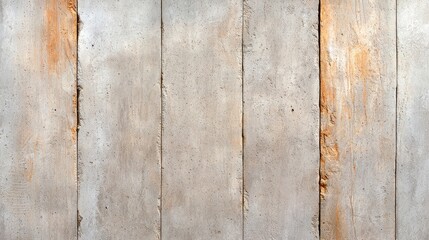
[44,0,77,74]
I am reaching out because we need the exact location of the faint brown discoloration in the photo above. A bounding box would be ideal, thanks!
[213,7,240,67]
[334,204,343,240]
[44,0,77,74]
[25,141,39,182]
[25,159,34,182]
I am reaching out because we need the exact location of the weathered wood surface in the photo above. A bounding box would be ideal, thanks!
[0,0,77,238]
[243,0,319,239]
[162,1,243,239]
[397,1,429,239]
[77,0,161,238]
[320,0,396,239]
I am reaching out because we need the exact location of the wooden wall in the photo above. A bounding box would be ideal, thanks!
[0,0,428,239]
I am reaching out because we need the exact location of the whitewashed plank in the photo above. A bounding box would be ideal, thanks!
[0,0,77,238]
[78,0,161,238]
[397,1,429,239]
[320,0,396,239]
[243,0,319,239]
[161,1,242,239]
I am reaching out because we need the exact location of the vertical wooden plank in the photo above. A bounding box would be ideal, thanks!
[243,0,319,239]
[162,1,242,239]
[78,0,161,238]
[0,0,77,238]
[320,0,396,239]
[397,1,429,239]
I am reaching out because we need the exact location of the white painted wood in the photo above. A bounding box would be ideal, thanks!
[0,0,77,238]
[320,0,396,239]
[161,1,243,239]
[78,0,161,238]
[397,1,429,239]
[243,0,319,239]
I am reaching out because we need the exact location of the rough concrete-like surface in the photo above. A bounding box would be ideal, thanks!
[320,0,396,239]
[77,0,161,239]
[397,1,429,239]
[0,0,77,238]
[162,1,243,239]
[243,0,319,239]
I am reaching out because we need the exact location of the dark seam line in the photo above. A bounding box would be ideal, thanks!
[76,0,80,238]
[394,0,398,238]
[241,1,245,240]
[318,0,322,239]
[160,0,164,239]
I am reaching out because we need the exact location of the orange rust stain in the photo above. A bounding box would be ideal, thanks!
[320,0,339,200]
[71,126,77,142]
[351,45,370,78]
[45,0,60,72]
[320,0,336,127]
[44,0,77,74]
[347,44,372,121]
[320,167,328,200]
[72,94,77,114]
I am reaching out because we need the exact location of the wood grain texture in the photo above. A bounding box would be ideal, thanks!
[161,1,242,239]
[77,0,161,238]
[243,0,319,239]
[320,0,396,239]
[0,0,77,238]
[397,1,429,239]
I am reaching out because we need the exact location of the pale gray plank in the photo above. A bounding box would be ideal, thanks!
[161,1,242,239]
[78,0,161,238]
[397,1,429,239]
[243,0,319,239]
[320,0,396,239]
[0,0,77,238]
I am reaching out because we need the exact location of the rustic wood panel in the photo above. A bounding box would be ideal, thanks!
[243,0,319,239]
[161,1,242,239]
[0,0,77,238]
[77,0,161,238]
[320,0,396,239]
[397,1,429,239]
